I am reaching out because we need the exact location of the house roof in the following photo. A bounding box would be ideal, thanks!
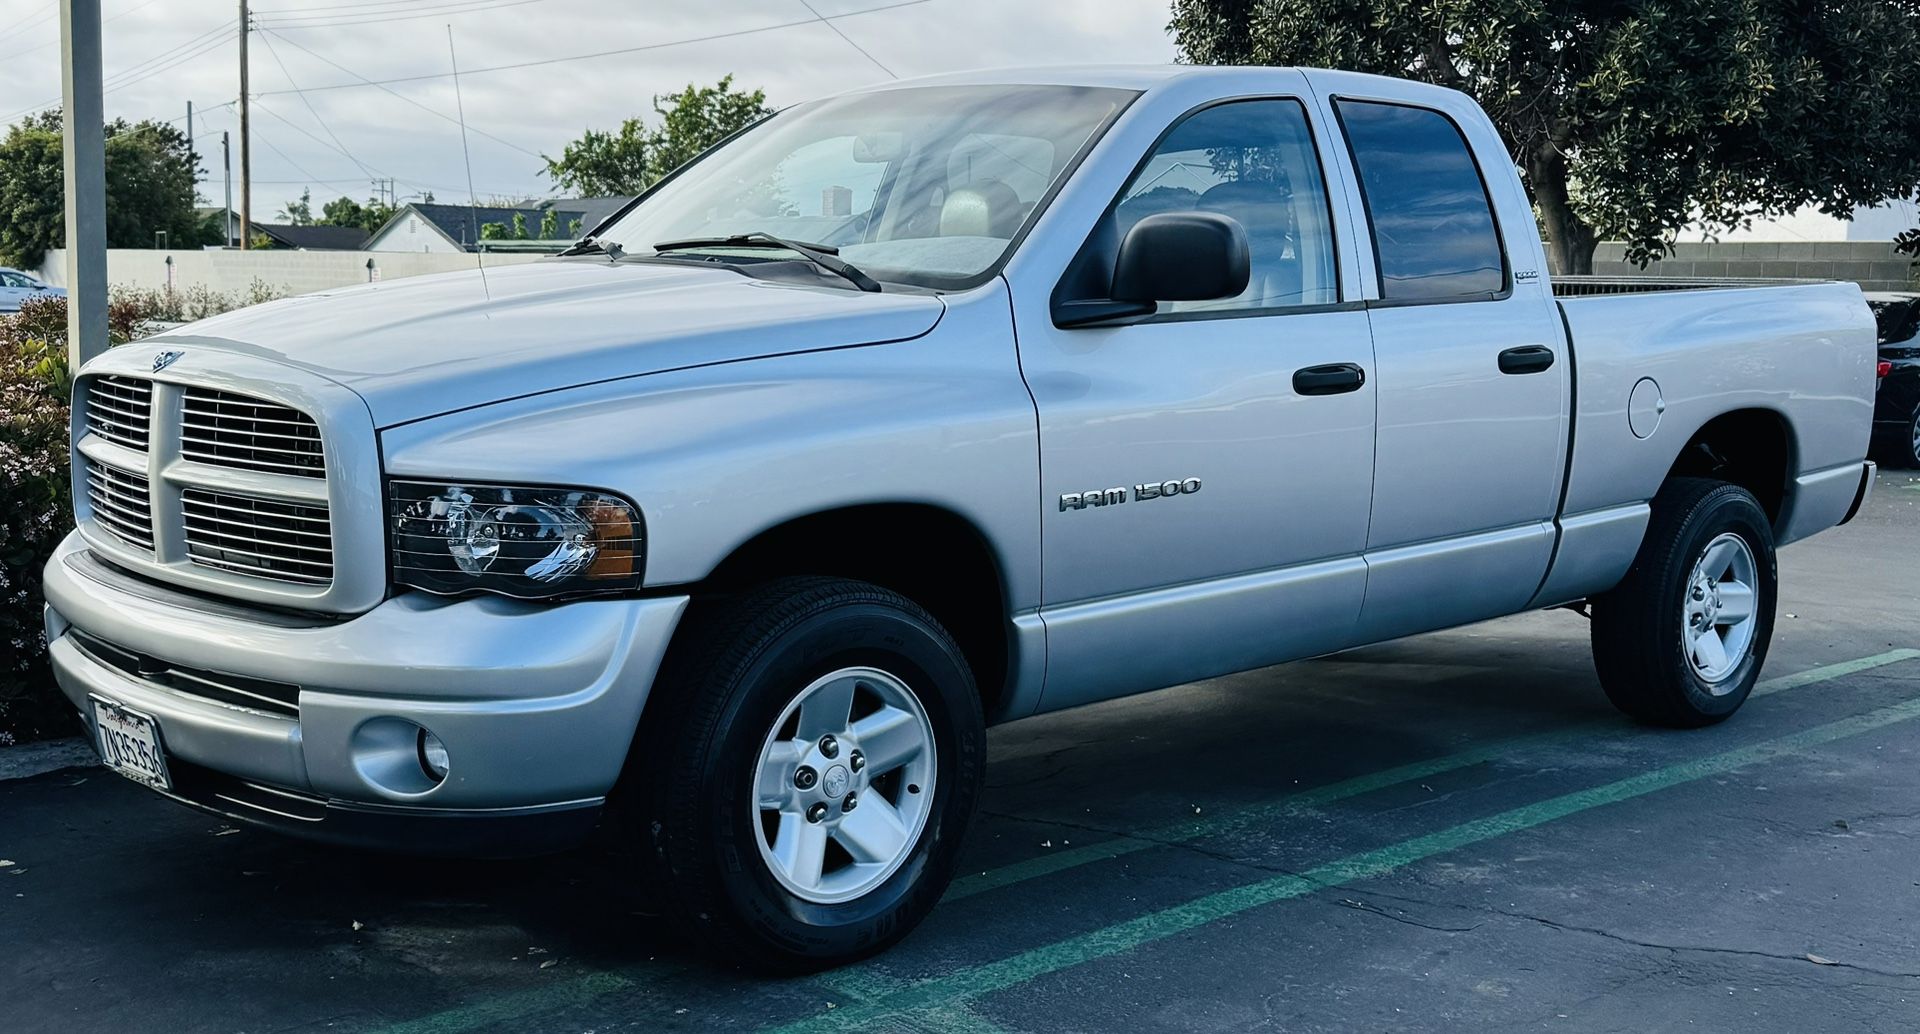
[253,223,371,250]
[368,198,636,251]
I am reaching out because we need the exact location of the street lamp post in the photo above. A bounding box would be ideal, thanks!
[59,0,108,369]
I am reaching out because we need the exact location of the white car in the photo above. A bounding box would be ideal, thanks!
[0,267,64,313]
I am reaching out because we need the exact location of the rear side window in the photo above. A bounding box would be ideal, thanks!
[1336,100,1505,302]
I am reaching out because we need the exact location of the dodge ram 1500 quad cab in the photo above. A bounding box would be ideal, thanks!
[46,66,1877,968]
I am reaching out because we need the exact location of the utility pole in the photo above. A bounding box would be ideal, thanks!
[60,0,108,369]
[238,0,251,249]
[222,131,234,246]
[186,100,196,222]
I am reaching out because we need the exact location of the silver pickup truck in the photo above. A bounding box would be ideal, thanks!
[44,66,1877,968]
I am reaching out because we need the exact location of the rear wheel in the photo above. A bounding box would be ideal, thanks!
[1906,405,1920,468]
[1590,478,1778,727]
[627,577,984,971]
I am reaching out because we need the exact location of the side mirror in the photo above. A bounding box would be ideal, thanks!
[1113,212,1250,303]
[1054,212,1251,327]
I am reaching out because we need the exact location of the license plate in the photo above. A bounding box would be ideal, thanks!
[92,697,172,792]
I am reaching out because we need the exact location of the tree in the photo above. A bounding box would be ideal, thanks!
[0,111,204,268]
[319,195,397,233]
[1170,0,1920,274]
[278,188,313,226]
[545,75,772,197]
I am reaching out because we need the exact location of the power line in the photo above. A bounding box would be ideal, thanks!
[1,24,237,123]
[0,3,57,48]
[256,0,553,31]
[0,0,165,60]
[253,0,932,95]
[258,27,543,160]
[796,0,896,78]
[255,27,376,179]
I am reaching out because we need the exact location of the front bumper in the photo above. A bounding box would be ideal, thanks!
[42,531,688,855]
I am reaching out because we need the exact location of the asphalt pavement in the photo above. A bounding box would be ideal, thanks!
[4,469,1918,1033]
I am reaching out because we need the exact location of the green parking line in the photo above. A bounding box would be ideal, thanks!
[775,680,1920,1034]
[942,648,1920,902]
[363,649,1917,1034]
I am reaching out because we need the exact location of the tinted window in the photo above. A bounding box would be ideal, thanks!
[1336,101,1505,301]
[1111,99,1339,312]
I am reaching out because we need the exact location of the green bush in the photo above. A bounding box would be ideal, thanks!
[0,283,288,744]
[0,326,75,745]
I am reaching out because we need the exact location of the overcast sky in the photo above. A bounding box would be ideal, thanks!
[0,0,1178,219]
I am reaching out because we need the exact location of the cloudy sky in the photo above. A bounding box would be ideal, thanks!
[0,0,1178,218]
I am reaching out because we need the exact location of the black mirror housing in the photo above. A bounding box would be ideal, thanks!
[1111,212,1250,303]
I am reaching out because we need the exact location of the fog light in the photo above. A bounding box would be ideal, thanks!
[417,728,450,783]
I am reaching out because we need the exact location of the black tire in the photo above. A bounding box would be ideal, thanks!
[1590,478,1778,727]
[1906,406,1920,469]
[625,577,984,971]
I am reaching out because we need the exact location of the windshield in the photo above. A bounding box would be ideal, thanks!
[594,84,1137,290]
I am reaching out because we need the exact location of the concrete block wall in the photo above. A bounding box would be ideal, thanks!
[34,249,544,296]
[1592,241,1916,292]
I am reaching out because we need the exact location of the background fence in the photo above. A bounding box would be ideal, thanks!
[1593,241,1915,291]
[33,249,544,297]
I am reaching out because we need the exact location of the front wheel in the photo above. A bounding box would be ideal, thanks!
[1590,478,1778,727]
[627,577,984,971]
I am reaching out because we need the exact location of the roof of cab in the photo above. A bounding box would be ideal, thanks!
[841,64,1292,93]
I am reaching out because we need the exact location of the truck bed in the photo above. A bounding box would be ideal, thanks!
[1552,275,1830,298]
[1554,279,1876,545]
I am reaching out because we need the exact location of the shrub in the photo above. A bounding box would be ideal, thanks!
[0,333,75,745]
[0,280,288,744]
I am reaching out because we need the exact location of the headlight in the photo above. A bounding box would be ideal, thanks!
[389,481,644,599]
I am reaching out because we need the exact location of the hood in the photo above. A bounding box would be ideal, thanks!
[153,260,945,426]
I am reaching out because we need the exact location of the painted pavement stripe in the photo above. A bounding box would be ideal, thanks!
[362,649,1919,1033]
[775,682,1920,1033]
[940,649,1920,902]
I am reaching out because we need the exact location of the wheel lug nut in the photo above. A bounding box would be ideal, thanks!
[794,766,818,790]
[819,735,839,759]
[842,792,857,812]
[849,750,865,773]
[806,802,828,823]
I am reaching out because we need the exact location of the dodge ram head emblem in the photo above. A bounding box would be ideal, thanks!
[151,350,184,372]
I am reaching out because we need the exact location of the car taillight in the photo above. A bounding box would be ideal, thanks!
[1879,360,1893,379]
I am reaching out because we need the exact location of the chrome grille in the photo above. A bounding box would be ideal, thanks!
[181,388,325,478]
[82,458,155,551]
[86,376,152,450]
[182,488,335,585]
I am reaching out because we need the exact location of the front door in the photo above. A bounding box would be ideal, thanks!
[1018,95,1378,712]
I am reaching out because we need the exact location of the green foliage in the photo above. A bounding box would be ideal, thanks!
[319,195,397,233]
[539,206,560,240]
[279,188,314,226]
[0,306,76,744]
[1169,0,1920,273]
[544,75,772,197]
[0,280,283,742]
[0,110,206,268]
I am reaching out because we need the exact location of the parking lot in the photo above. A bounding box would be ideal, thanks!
[4,469,1917,1033]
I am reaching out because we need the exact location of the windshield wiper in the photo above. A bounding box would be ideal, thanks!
[651,232,882,293]
[557,236,624,260]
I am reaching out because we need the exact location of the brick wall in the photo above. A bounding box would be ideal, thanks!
[1592,241,1916,292]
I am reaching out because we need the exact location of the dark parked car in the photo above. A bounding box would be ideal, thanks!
[1868,292,1920,467]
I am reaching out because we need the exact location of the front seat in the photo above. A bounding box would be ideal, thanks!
[1197,178,1301,307]
[939,179,1024,239]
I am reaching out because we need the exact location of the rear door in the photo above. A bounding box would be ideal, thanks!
[1312,84,1572,642]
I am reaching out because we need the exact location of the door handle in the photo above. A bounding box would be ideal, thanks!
[1498,345,1556,375]
[1292,363,1366,396]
